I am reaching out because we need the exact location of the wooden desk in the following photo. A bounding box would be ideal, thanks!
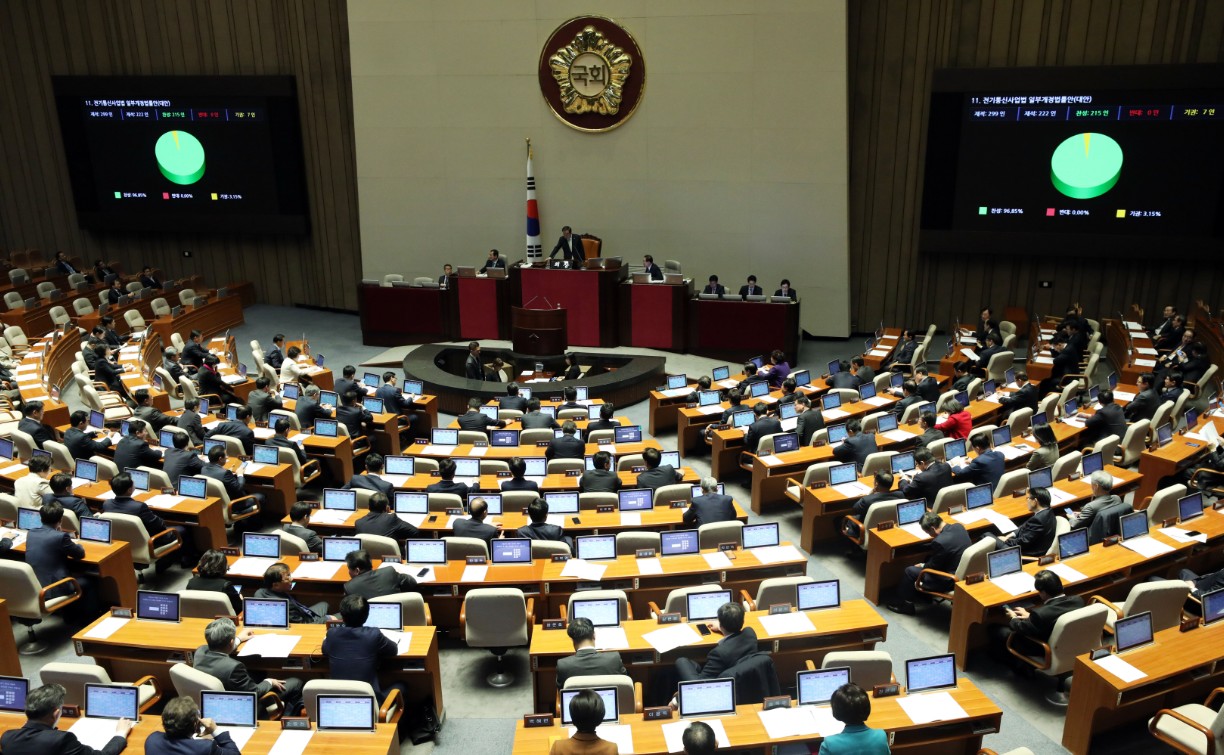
[0,600,22,677]
[862,329,902,371]
[369,469,699,495]
[15,331,75,426]
[1102,317,1159,386]
[10,537,138,608]
[514,266,625,348]
[687,297,800,364]
[619,280,691,351]
[1,285,107,335]
[401,438,664,462]
[150,293,245,347]
[512,679,1001,755]
[77,482,230,551]
[359,282,457,346]
[76,278,203,336]
[1134,418,1217,503]
[527,602,887,713]
[73,613,444,725]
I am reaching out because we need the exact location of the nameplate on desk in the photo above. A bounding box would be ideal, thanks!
[964,572,985,585]
[466,556,487,565]
[282,658,304,670]
[382,556,402,564]
[597,438,612,445]
[949,505,965,515]
[813,439,827,447]
[1068,471,1082,481]
[1090,647,1110,660]
[60,704,81,718]
[281,717,311,730]
[877,520,895,531]
[596,504,615,514]
[306,501,320,509]
[657,612,681,625]
[324,619,344,631]
[810,481,827,490]
[299,553,320,561]
[1163,517,1178,528]
[1103,535,1120,547]
[762,696,791,711]
[1181,617,1200,633]
[523,713,554,728]
[566,470,581,477]
[1038,555,1055,566]
[636,548,657,559]
[535,441,551,448]
[643,707,673,721]
[550,554,569,563]
[446,508,463,516]
[631,466,646,473]
[718,542,738,553]
[670,500,686,509]
[685,403,698,409]
[220,547,240,557]
[474,441,488,447]
[110,607,133,618]
[430,471,441,477]
[414,439,428,445]
[768,603,792,615]
[713,424,730,432]
[542,619,566,630]
[1215,499,1224,511]
[496,471,512,478]
[1011,489,1025,497]
[872,683,900,698]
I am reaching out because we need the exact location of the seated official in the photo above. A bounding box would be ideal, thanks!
[736,362,769,395]
[850,356,875,388]
[997,371,1038,416]
[104,472,194,568]
[1082,389,1126,446]
[265,335,287,370]
[335,390,374,440]
[28,501,97,623]
[973,332,1003,377]
[425,458,472,499]
[176,398,206,446]
[934,399,971,440]
[333,365,358,400]
[453,498,500,545]
[992,570,1084,666]
[114,422,163,472]
[478,248,506,274]
[185,549,243,615]
[207,406,255,456]
[738,275,763,299]
[1179,567,1224,601]
[562,353,582,381]
[892,380,922,419]
[887,513,971,616]
[438,263,453,287]
[1123,373,1161,423]
[199,358,240,407]
[343,549,418,600]
[850,472,904,519]
[701,275,726,297]
[776,378,799,406]
[346,452,394,496]
[517,497,570,547]
[681,722,717,755]
[993,487,1057,557]
[819,683,890,755]
[683,477,736,527]
[557,387,583,412]
[546,421,584,461]
[105,277,126,305]
[64,409,113,460]
[828,360,857,390]
[742,402,782,457]
[146,695,240,755]
[684,376,713,405]
[194,618,304,716]
[268,418,307,465]
[557,616,626,687]
[719,388,751,425]
[181,329,209,369]
[19,401,57,449]
[951,434,1004,491]
[500,383,527,412]
[913,412,943,450]
[886,330,918,371]
[949,361,973,392]
[637,446,682,491]
[763,349,791,388]
[42,472,93,522]
[521,398,560,429]
[898,448,951,507]
[587,402,621,432]
[163,432,204,487]
[912,366,940,402]
[1154,315,1187,351]
[0,683,132,755]
[15,453,54,507]
[140,266,162,289]
[1067,471,1122,532]
[675,602,758,681]
[245,377,282,424]
[162,347,186,385]
[794,396,824,446]
[579,450,621,493]
[458,397,506,435]
[552,690,617,755]
[294,384,334,429]
[255,563,331,624]
[283,501,323,553]
[278,346,304,385]
[1026,424,1059,471]
[355,491,420,540]
[773,279,797,301]
[201,446,262,515]
[642,254,664,280]
[322,594,410,705]
[832,418,877,472]
[501,456,540,493]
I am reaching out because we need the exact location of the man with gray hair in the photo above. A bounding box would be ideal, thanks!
[1068,470,1121,532]
[193,618,304,716]
[682,477,736,527]
[0,682,132,754]
[293,383,333,430]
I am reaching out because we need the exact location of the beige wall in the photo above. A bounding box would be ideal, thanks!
[349,0,849,337]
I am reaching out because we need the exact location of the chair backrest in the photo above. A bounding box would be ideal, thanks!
[500,490,539,510]
[861,412,887,435]
[562,674,637,715]
[801,461,837,487]
[729,652,780,704]
[1120,581,1191,632]
[994,468,1030,498]
[925,437,955,462]
[754,433,778,456]
[124,309,145,331]
[1057,381,1082,414]
[3,292,23,310]
[499,409,524,422]
[270,409,300,432]
[0,494,18,522]
[697,520,744,550]
[615,530,660,555]
[171,333,186,352]
[371,592,430,626]
[38,663,111,705]
[1149,401,1175,440]
[966,424,997,448]
[653,483,692,507]
[1171,390,1191,426]
[660,585,728,617]
[302,680,376,722]
[10,428,36,462]
[48,306,70,327]
[0,560,49,619]
[180,590,237,619]
[861,451,896,477]
[581,492,620,511]
[1145,484,1188,525]
[428,492,463,513]
[276,529,311,556]
[8,269,28,285]
[1045,516,1070,556]
[519,429,554,445]
[43,440,74,473]
[1118,420,1151,467]
[754,576,814,609]
[150,297,171,317]
[1194,363,1219,394]
[170,663,225,701]
[91,455,119,480]
[567,589,630,622]
[355,533,401,559]
[557,408,586,420]
[382,274,404,286]
[1037,393,1059,419]
[616,454,645,471]
[1045,604,1111,675]
[1007,407,1034,438]
[822,651,893,689]
[178,289,199,307]
[479,459,510,475]
[858,502,900,551]
[1090,434,1121,464]
[99,512,156,565]
[547,458,584,474]
[1051,451,1082,482]
[36,281,56,299]
[413,276,433,286]
[965,378,984,401]
[4,325,27,349]
[955,536,997,579]
[872,372,894,395]
[530,540,571,559]
[900,401,927,425]
[457,430,487,445]
[463,587,529,648]
[444,536,489,560]
[126,281,143,294]
[930,482,974,515]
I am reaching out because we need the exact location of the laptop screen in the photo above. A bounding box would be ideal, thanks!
[829,463,857,486]
[966,484,993,509]
[686,589,732,621]
[16,508,41,531]
[363,397,385,414]
[487,429,520,448]
[523,458,547,477]
[560,688,619,727]
[876,413,899,433]
[471,493,501,515]
[85,684,139,720]
[991,427,1012,447]
[201,691,257,728]
[773,433,799,454]
[403,380,424,396]
[89,409,106,429]
[431,428,458,446]
[742,523,779,549]
[129,468,150,493]
[74,459,98,482]
[384,456,416,476]
[365,602,403,630]
[253,445,280,465]
[225,405,240,421]
[660,530,699,556]
[539,491,576,515]
[491,538,532,564]
[797,668,850,706]
[479,406,498,421]
[242,598,289,629]
[778,402,798,421]
[750,381,769,398]
[319,391,338,408]
[1063,398,1078,417]
[363,372,380,388]
[905,654,957,693]
[614,426,642,443]
[897,500,925,525]
[575,535,616,561]
[541,405,556,419]
[1156,424,1173,446]
[79,517,111,544]
[1027,466,1053,490]
[987,546,1022,578]
[0,676,28,713]
[944,439,967,460]
[1081,451,1104,476]
[324,488,357,511]
[827,359,840,375]
[1032,411,1049,427]
[1115,611,1154,653]
[827,423,849,443]
[571,598,620,627]
[452,459,480,479]
[159,428,177,448]
[858,383,876,400]
[314,419,339,437]
[394,492,428,515]
[282,384,301,400]
[712,366,730,381]
[176,475,207,500]
[696,390,721,407]
[137,590,180,622]
[661,451,680,468]
[316,695,376,731]
[678,679,736,718]
[618,488,653,511]
[890,451,915,474]
[575,387,589,401]
[405,539,446,565]
[822,393,841,411]
[797,580,841,611]
[323,537,362,562]
[1202,588,1224,626]
[732,411,755,429]
[1120,511,1148,540]
[983,380,996,397]
[586,406,601,423]
[792,370,811,387]
[1179,492,1204,521]
[1057,529,1089,560]
[243,532,281,558]
[667,374,687,390]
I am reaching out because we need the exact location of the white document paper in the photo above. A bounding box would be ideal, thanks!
[749,544,804,565]
[869,349,892,357]
[0,464,26,475]
[1135,358,1157,367]
[899,522,931,540]
[291,561,342,580]
[1121,536,1175,558]
[717,378,739,389]
[952,510,990,525]
[832,481,872,497]
[240,462,267,475]
[780,417,798,431]
[863,396,892,407]
[996,445,1029,460]
[146,494,185,509]
[594,626,629,650]
[69,718,125,750]
[228,557,280,577]
[1124,320,1143,330]
[642,622,703,653]
[662,718,729,753]
[252,427,275,440]
[1045,563,1087,584]
[992,571,1037,596]
[759,611,816,637]
[215,726,258,750]
[661,387,691,398]
[896,691,968,724]
[619,512,642,527]
[883,429,917,443]
[699,405,724,415]
[823,408,849,420]
[560,558,607,581]
[309,509,351,525]
[1062,416,1086,428]
[420,445,453,456]
[703,551,732,569]
[1136,347,1158,356]
[267,729,314,755]
[637,558,663,576]
[462,565,488,582]
[83,616,130,639]
[238,634,301,658]
[468,445,488,457]
[1048,488,1076,505]
[1159,527,1208,544]
[385,562,435,583]
[960,347,980,361]
[379,629,414,654]
[980,510,1018,535]
[1093,653,1147,683]
[757,706,846,739]
[1033,356,1054,365]
[1113,390,1137,401]
[759,455,782,466]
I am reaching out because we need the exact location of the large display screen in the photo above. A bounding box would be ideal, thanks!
[920,65,1224,257]
[53,76,309,233]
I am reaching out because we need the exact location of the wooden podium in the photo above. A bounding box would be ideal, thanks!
[512,306,567,356]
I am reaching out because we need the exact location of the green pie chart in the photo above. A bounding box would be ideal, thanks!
[154,130,205,185]
[1050,132,1122,199]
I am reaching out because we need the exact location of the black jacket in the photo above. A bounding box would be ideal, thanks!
[1009,594,1086,641]
[113,435,161,472]
[453,517,498,545]
[208,420,255,455]
[176,410,205,445]
[833,434,878,471]
[683,494,737,527]
[322,625,400,699]
[192,647,276,696]
[637,465,681,491]
[545,434,584,461]
[920,523,972,592]
[687,627,760,679]
[465,354,485,381]
[579,469,621,493]
[355,510,419,540]
[556,646,626,687]
[163,447,204,486]
[343,568,418,600]
[185,575,243,614]
[0,721,126,755]
[795,410,824,446]
[1124,389,1161,423]
[18,417,55,449]
[516,521,567,543]
[283,522,322,553]
[1084,402,1127,445]
[899,461,953,508]
[743,416,783,455]
[999,383,1039,414]
[295,397,331,430]
[134,405,176,432]
[103,495,166,537]
[63,426,111,460]
[347,473,394,497]
[181,340,210,368]
[1009,506,1058,557]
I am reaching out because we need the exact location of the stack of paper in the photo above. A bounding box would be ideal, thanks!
[1113,390,1137,401]
[642,622,702,653]
[397,512,427,528]
[593,626,629,650]
[717,379,739,389]
[215,726,258,749]
[698,405,724,415]
[310,509,351,525]
[69,718,126,750]
[228,557,280,577]
[757,706,845,739]
[146,494,185,509]
[1048,488,1076,505]
[899,522,931,540]
[637,558,663,576]
[832,481,872,497]
[996,445,1029,460]
[420,445,453,456]
[1160,527,1208,544]
[750,544,804,565]
[863,395,892,407]
[380,629,414,654]
[292,561,342,580]
[619,512,642,527]
[661,387,691,398]
[1094,654,1147,682]
[823,408,849,420]
[897,691,967,724]
[882,428,917,443]
[238,634,301,658]
[461,565,488,582]
[703,551,732,569]
[662,719,729,753]
[468,446,488,457]
[1045,563,1087,584]
[759,611,816,637]
[1120,536,1174,558]
[560,558,607,581]
[252,427,276,440]
[992,571,1036,596]
[979,510,1018,534]
[267,729,314,755]
[759,455,783,466]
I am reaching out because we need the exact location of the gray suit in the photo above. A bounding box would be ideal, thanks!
[556,646,626,687]
[1069,494,1122,532]
[177,410,205,445]
[579,469,621,493]
[247,389,283,423]
[192,646,303,710]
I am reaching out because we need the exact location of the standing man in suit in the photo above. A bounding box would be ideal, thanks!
[19,401,57,449]
[144,695,240,755]
[177,398,206,446]
[637,447,682,491]
[347,453,395,496]
[208,406,255,456]
[478,249,506,274]
[193,618,304,715]
[264,334,286,370]
[1083,390,1127,445]
[1124,373,1161,423]
[376,372,417,426]
[63,409,112,460]
[545,421,584,461]
[742,403,782,456]
[702,275,726,297]
[738,275,763,299]
[642,255,664,280]
[899,448,953,507]
[516,498,569,546]
[579,451,621,493]
[952,434,1004,491]
[283,501,322,553]
[453,498,499,545]
[163,432,204,487]
[675,602,759,681]
[322,595,409,705]
[548,226,585,263]
[833,418,877,472]
[438,263,453,287]
[683,477,736,526]
[887,513,972,615]
[246,377,282,423]
[0,683,132,755]
[794,396,824,446]
[465,342,485,381]
[556,617,626,687]
[355,491,419,539]
[343,549,418,599]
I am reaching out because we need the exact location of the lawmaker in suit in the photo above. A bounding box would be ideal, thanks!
[355,491,419,540]
[501,456,541,493]
[131,390,176,433]
[952,434,1004,492]
[254,563,331,624]
[500,384,527,412]
[453,498,499,545]
[465,341,486,381]
[438,263,453,287]
[892,381,922,420]
[163,433,204,487]
[737,275,763,299]
[683,477,736,527]
[1000,570,1086,655]
[557,617,626,686]
[284,502,323,553]
[193,618,303,715]
[995,487,1058,557]
[322,594,410,704]
[343,549,418,599]
[294,384,333,430]
[548,226,585,262]
[264,334,286,369]
[27,501,96,621]
[207,406,256,456]
[888,513,971,615]
[562,353,582,381]
[198,360,239,407]
[551,690,617,755]
[457,398,505,436]
[675,602,758,681]
[19,401,57,448]
[998,371,1038,416]
[177,398,206,446]
[181,330,210,369]
[546,421,585,461]
[1067,471,1123,532]
[53,251,83,278]
[773,279,798,300]
[742,403,782,457]
[1083,390,1127,446]
[103,473,191,567]
[818,684,890,755]
[579,451,621,493]
[185,549,243,615]
[346,453,395,497]
[105,278,126,305]
[114,423,163,473]
[246,377,282,423]
[1123,373,1161,423]
[637,447,682,491]
[139,266,161,289]
[832,418,877,472]
[517,497,569,546]
[913,412,944,450]
[0,683,132,755]
[478,249,507,274]
[899,448,952,508]
[145,696,239,755]
[642,254,663,280]
[43,473,94,522]
[850,472,903,520]
[424,458,472,500]
[701,275,726,297]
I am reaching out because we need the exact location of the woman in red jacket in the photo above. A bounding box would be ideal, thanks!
[934,399,972,439]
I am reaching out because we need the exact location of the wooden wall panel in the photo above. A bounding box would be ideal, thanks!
[849,0,1224,334]
[0,0,359,310]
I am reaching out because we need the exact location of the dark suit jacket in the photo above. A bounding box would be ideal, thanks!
[517,521,567,543]
[893,394,922,420]
[42,493,92,522]
[465,354,485,381]
[914,428,944,449]
[478,257,507,274]
[343,568,417,600]
[140,274,161,289]
[103,495,166,536]
[643,263,663,280]
[457,412,499,434]
[134,405,175,432]
[833,434,878,471]
[283,523,322,553]
[702,284,726,296]
[579,469,621,493]
[851,491,904,519]
[192,647,274,695]
[545,435,584,461]
[163,447,204,486]
[294,398,330,430]
[375,383,414,415]
[144,731,238,755]
[113,435,161,472]
[18,417,55,449]
[0,721,126,755]
[499,395,527,412]
[201,462,244,501]
[683,495,737,527]
[64,426,111,460]
[922,523,972,592]
[197,367,238,405]
[999,383,1039,414]
[208,421,255,455]
[185,575,243,615]
[637,465,680,491]
[692,627,759,679]
[264,347,285,369]
[355,510,419,540]
[322,625,400,698]
[900,461,953,507]
[1083,403,1127,445]
[795,410,824,446]
[246,390,282,423]
[336,405,372,438]
[181,341,210,368]
[453,517,498,545]
[424,479,470,500]
[772,288,798,300]
[1124,389,1160,423]
[549,234,585,261]
[917,376,940,402]
[26,527,85,593]
[176,410,205,445]
[743,416,783,455]
[555,646,626,687]
[1009,594,1086,640]
[737,285,763,298]
[500,477,540,493]
[828,372,858,390]
[1009,506,1058,557]
[1190,568,1224,596]
[347,473,394,497]
[521,412,560,429]
[953,449,1005,492]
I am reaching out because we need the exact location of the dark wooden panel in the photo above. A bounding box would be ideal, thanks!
[0,0,359,311]
[848,0,1224,335]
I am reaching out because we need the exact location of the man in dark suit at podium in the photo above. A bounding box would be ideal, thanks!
[438,263,453,287]
[702,275,726,296]
[738,275,763,298]
[549,226,585,263]
[465,342,485,381]
[773,279,798,300]
[479,249,506,274]
[642,255,664,280]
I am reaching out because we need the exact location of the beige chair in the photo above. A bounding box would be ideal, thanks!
[356,533,401,560]
[994,468,1030,498]
[80,383,133,421]
[479,459,510,475]
[1007,407,1034,438]
[1037,393,1059,419]
[580,492,618,511]
[7,268,29,285]
[444,536,488,560]
[800,461,838,487]
[170,663,284,719]
[428,492,463,513]
[586,429,613,444]
[861,451,897,477]
[0,560,81,653]
[36,281,57,299]
[557,408,586,420]
[563,589,632,622]
[124,309,146,332]
[1051,451,1082,482]
[100,511,182,577]
[547,458,584,475]
[3,292,23,311]
[615,530,660,555]
[1150,401,1176,439]
[178,288,200,307]
[501,490,539,511]
[125,281,143,294]
[698,521,744,550]
[1091,580,1191,633]
[10,427,37,462]
[560,674,642,717]
[180,590,238,619]
[371,592,431,626]
[519,429,554,445]
[843,501,900,552]
[930,482,975,515]
[530,540,571,559]
[208,433,246,460]
[150,297,172,317]
[270,408,301,432]
[861,412,889,435]
[302,680,402,725]
[1145,484,1188,526]
[616,454,646,472]
[1187,363,1219,400]
[653,483,692,507]
[461,587,533,686]
[1091,434,1121,465]
[4,325,29,353]
[742,576,815,611]
[91,455,119,481]
[819,650,894,688]
[966,424,998,449]
[42,440,74,473]
[1118,420,1151,467]
[1007,603,1110,705]
[382,274,405,287]
[647,585,729,619]
[199,475,261,527]
[1148,688,1224,755]
[457,430,487,445]
[499,409,524,422]
[39,662,162,713]
[48,306,71,329]
[986,350,1015,383]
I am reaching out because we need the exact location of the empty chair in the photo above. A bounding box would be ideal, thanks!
[615,530,660,555]
[1007,407,1034,439]
[1145,484,1188,526]
[36,281,56,299]
[986,350,1015,383]
[580,492,618,511]
[9,427,37,462]
[478,459,509,476]
[819,650,894,688]
[178,288,199,307]
[7,269,28,285]
[382,274,405,287]
[929,482,975,515]
[4,292,24,311]
[100,511,181,577]
[697,520,744,550]
[653,483,692,507]
[355,533,401,560]
[519,429,554,445]
[180,590,238,620]
[199,474,261,528]
[169,663,284,719]
[48,306,71,329]
[0,560,81,653]
[457,430,487,445]
[560,674,642,716]
[1007,603,1110,705]
[1051,451,1082,482]
[843,500,901,552]
[1090,434,1121,465]
[412,276,434,286]
[530,540,571,559]
[444,536,489,560]
[501,490,540,511]
[1091,580,1191,633]
[4,325,29,353]
[563,590,631,622]
[1148,689,1224,755]
[39,662,162,712]
[125,281,143,294]
[994,468,1030,498]
[647,585,729,619]
[124,309,145,331]
[1149,401,1176,439]
[742,576,815,611]
[861,451,897,477]
[461,587,532,686]
[150,297,171,317]
[72,297,95,316]
[1117,420,1151,467]
[546,458,584,474]
[428,492,463,513]
[302,680,402,725]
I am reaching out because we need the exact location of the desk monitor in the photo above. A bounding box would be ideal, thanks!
[1202,588,1224,626]
[890,372,906,389]
[323,488,357,511]
[363,397,385,414]
[575,387,589,401]
[742,522,780,549]
[491,538,531,564]
[778,402,798,421]
[198,398,211,417]
[660,529,699,556]
[89,409,106,430]
[571,598,621,627]
[1062,398,1079,418]
[316,694,376,732]
[748,356,764,369]
[323,537,362,562]
[395,492,428,515]
[1089,385,1100,403]
[1027,466,1053,491]
[1105,370,1118,390]
[1179,492,1205,522]
[178,475,208,500]
[792,370,811,388]
[966,484,994,510]
[712,366,730,382]
[732,411,755,429]
[203,438,226,456]
[490,429,519,447]
[982,380,997,397]
[916,402,935,417]
[678,679,736,719]
[1032,411,1049,427]
[74,458,99,483]
[314,419,339,438]
[479,405,498,422]
[403,379,424,396]
[540,405,556,419]
[692,483,725,498]
[614,426,642,443]
[1120,511,1149,541]
[453,458,480,479]
[797,667,850,706]
[552,429,567,440]
[362,372,380,388]
[698,390,721,407]
[667,374,687,390]
[405,539,447,565]
[544,491,579,515]
[1081,451,1104,477]
[243,532,281,558]
[1114,611,1154,654]
[575,535,617,561]
[200,691,257,729]
[523,458,547,477]
[224,405,240,421]
[618,488,653,512]
[84,684,139,721]
[829,462,857,486]
[661,451,680,468]
[991,426,1012,447]
[560,688,619,727]
[0,676,28,713]
[252,444,280,465]
[772,433,799,454]
[158,429,177,449]
[1185,408,1199,429]
[827,359,840,376]
[821,393,842,411]
[586,405,602,422]
[827,423,849,444]
[471,493,502,515]
[987,546,1023,579]
[687,589,733,621]
[431,428,458,446]
[243,597,290,629]
[858,383,877,400]
[749,381,769,398]
[388,452,420,479]
[897,500,926,526]
[282,383,301,400]
[365,602,403,630]
[890,451,915,474]
[905,654,958,694]
[876,413,899,433]
[955,390,969,407]
[1156,423,1174,447]
[797,579,841,611]
[16,508,41,531]
[130,467,151,493]
[79,516,111,544]
[137,590,180,622]
[1057,528,1089,561]
[319,391,338,409]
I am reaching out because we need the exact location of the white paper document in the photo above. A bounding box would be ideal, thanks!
[832,481,872,497]
[291,561,342,580]
[757,706,845,739]
[1135,358,1157,367]
[560,558,607,581]
[593,626,629,650]
[69,718,125,750]
[897,691,968,724]
[749,544,804,565]
[642,622,703,653]
[1159,527,1208,544]
[215,726,258,749]
[992,571,1037,596]
[863,396,892,407]
[882,429,916,443]
[238,634,301,658]
[379,629,414,654]
[1045,563,1087,584]
[662,718,729,753]
[83,616,130,639]
[0,464,26,476]
[397,513,427,528]
[1033,356,1054,365]
[759,611,816,637]
[267,729,314,755]
[228,557,280,577]
[1113,390,1136,401]
[619,512,642,527]
[420,445,453,456]
[468,445,488,457]
[1048,488,1076,505]
[869,349,892,357]
[1120,536,1175,558]
[1062,416,1086,428]
[461,565,488,582]
[661,387,691,398]
[980,510,1018,534]
[1136,347,1158,356]
[637,558,663,576]
[703,551,732,569]
[899,522,931,540]
[952,509,990,525]
[1093,654,1147,683]
[145,494,185,509]
[960,348,980,361]
[717,378,739,389]
[699,405,724,415]
[309,509,351,525]
[996,445,1029,460]
[759,455,782,466]
[823,408,849,420]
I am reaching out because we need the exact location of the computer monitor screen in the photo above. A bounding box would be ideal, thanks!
[586,405,601,422]
[614,426,642,443]
[1157,423,1173,446]
[750,381,769,398]
[660,530,699,556]
[821,393,841,411]
[243,532,280,558]
[897,500,925,526]
[890,451,915,474]
[242,598,289,629]
[129,468,150,492]
[225,405,240,421]
[203,438,225,456]
[792,370,811,387]
[16,508,41,531]
[667,374,687,390]
[698,390,720,407]
[488,429,519,447]
[252,444,280,465]
[362,372,380,388]
[617,488,653,511]
[575,387,588,401]
[1089,385,1099,402]
[314,419,338,437]
[365,602,403,630]
[431,428,458,446]
[471,493,501,515]
[535,491,575,515]
[1202,588,1224,626]
[1064,398,1078,416]
[79,516,111,544]
[983,380,996,397]
[560,688,619,727]
[692,483,726,498]
[323,537,362,562]
[316,695,376,731]
[74,458,99,483]
[394,492,427,515]
[686,590,733,621]
[319,391,338,408]
[742,523,779,549]
[797,668,850,706]
[712,366,730,381]
[991,427,1012,447]
[1028,466,1053,490]
[797,580,841,611]
[732,411,755,429]
[678,679,736,718]
[0,676,28,713]
[876,413,899,433]
[955,391,969,406]
[827,423,849,443]
[281,384,301,400]
[85,684,139,720]
[1081,451,1104,476]
[1179,492,1204,521]
[1032,411,1049,427]
[575,535,616,561]
[571,598,621,627]
[200,691,257,728]
[891,372,906,389]
[1120,511,1149,540]
[829,463,857,486]
[987,546,1022,578]
[859,383,876,400]
[405,539,447,564]
[827,359,840,375]
[1115,611,1154,653]
[385,456,417,478]
[89,409,106,429]
[944,438,967,460]
[660,451,680,468]
[198,398,211,416]
[323,488,357,511]
[158,429,176,448]
[523,458,547,477]
[966,484,993,509]
[453,458,480,479]
[1186,408,1199,429]
[540,405,556,419]
[1057,529,1089,560]
[491,538,531,564]
[905,654,957,694]
[778,402,798,421]
[773,433,799,454]
[363,397,385,414]
[137,590,180,622]
[403,380,424,396]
